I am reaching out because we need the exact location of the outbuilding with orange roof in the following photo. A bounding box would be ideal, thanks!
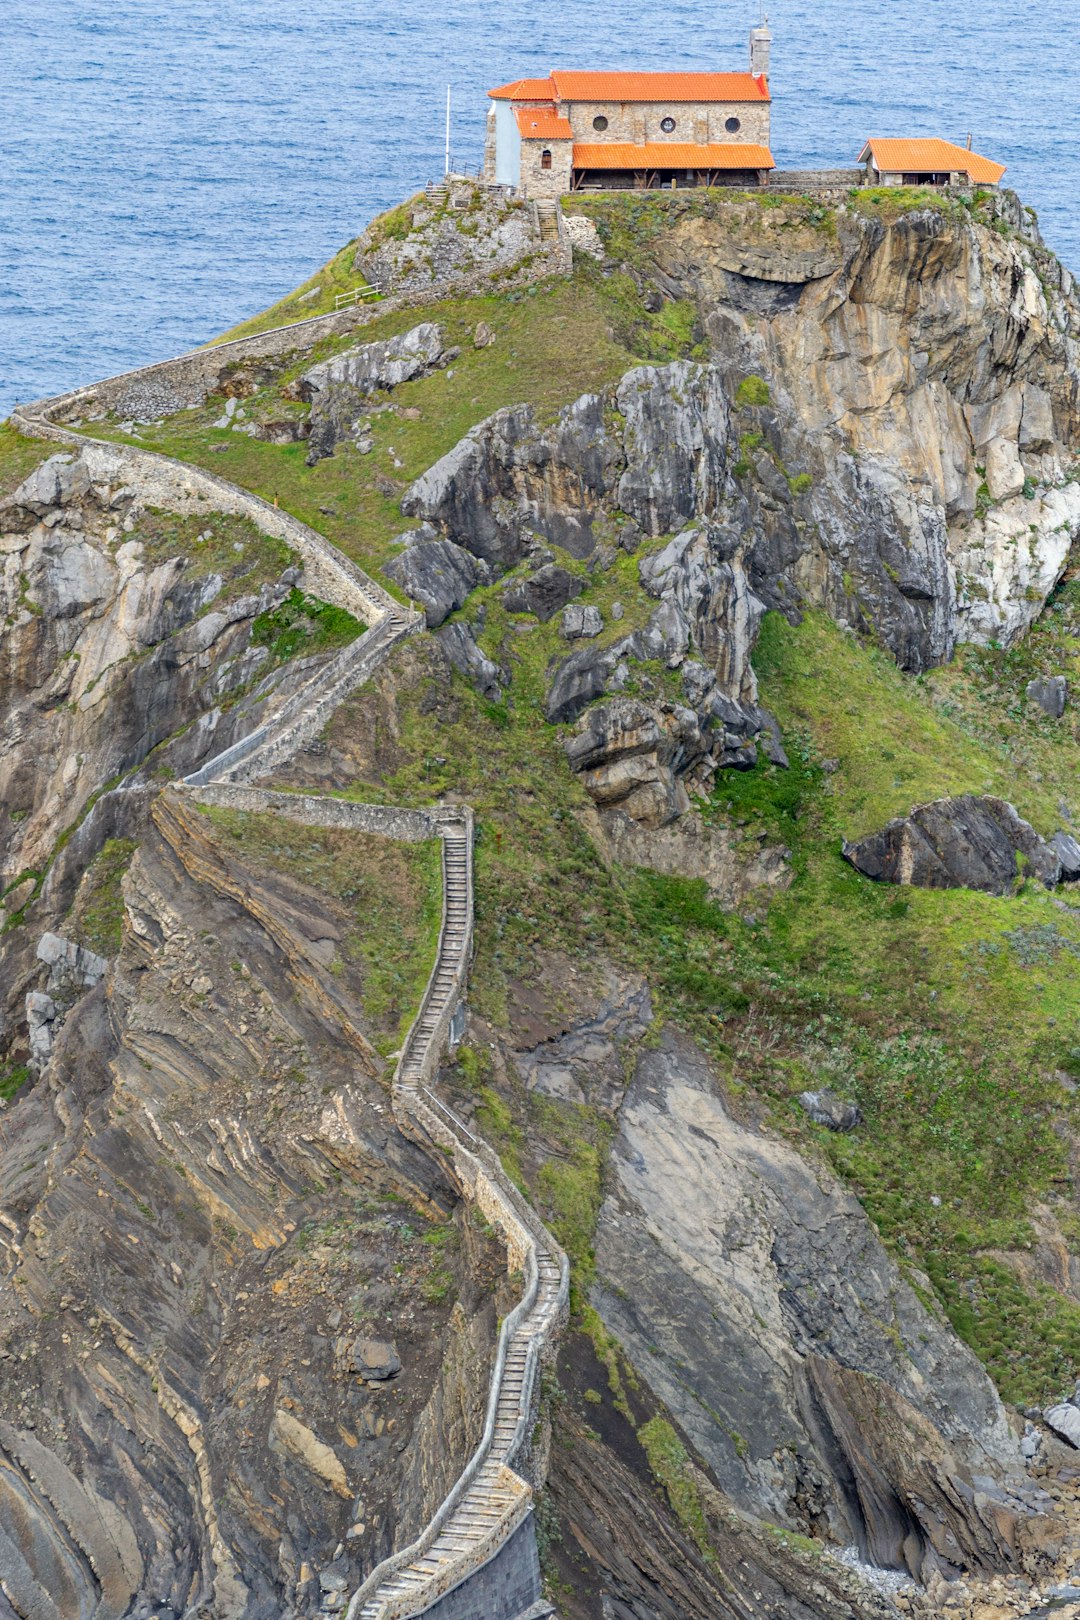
[858,137,1006,189]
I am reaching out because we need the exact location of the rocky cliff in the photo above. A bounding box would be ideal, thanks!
[4,182,1080,1620]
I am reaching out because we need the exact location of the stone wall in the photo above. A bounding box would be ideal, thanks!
[769,168,864,188]
[188,784,442,843]
[519,141,573,201]
[413,1518,544,1620]
[563,98,770,147]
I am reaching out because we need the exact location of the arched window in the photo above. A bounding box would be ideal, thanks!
[725,115,742,133]
[541,148,552,170]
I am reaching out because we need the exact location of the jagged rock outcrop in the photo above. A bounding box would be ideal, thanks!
[298,323,452,463]
[565,696,709,828]
[1027,674,1068,718]
[383,525,489,627]
[434,620,505,700]
[618,193,1080,658]
[0,794,501,1616]
[0,455,300,889]
[355,183,541,297]
[842,795,1062,893]
[592,1030,1058,1582]
[502,562,581,622]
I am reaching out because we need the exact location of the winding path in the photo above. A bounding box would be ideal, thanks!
[12,340,569,1619]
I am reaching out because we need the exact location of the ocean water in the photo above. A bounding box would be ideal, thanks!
[2,0,1077,413]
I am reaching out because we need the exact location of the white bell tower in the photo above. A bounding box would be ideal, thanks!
[749,13,772,78]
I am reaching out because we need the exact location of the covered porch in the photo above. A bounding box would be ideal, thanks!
[569,140,774,191]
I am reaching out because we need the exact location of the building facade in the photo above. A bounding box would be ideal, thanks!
[485,27,774,199]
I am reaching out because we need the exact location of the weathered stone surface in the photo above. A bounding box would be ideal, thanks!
[25,990,56,1068]
[615,364,729,537]
[565,697,710,828]
[402,392,618,566]
[349,1338,402,1381]
[356,183,540,297]
[639,522,764,706]
[561,603,603,640]
[512,971,652,1111]
[502,562,581,623]
[1027,674,1068,718]
[1044,1404,1080,1450]
[589,805,792,910]
[842,795,1061,894]
[0,793,498,1615]
[434,621,505,700]
[300,323,448,463]
[2,454,91,520]
[798,1089,861,1132]
[1052,830,1080,880]
[593,1030,1042,1582]
[271,1409,352,1496]
[543,643,620,725]
[36,931,108,986]
[384,530,488,628]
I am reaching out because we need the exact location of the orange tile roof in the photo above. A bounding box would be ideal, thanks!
[859,138,1006,184]
[489,71,770,103]
[514,106,574,140]
[488,77,556,102]
[552,70,770,103]
[572,141,775,170]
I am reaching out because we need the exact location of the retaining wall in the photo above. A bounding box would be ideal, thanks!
[409,1517,543,1620]
[770,168,864,188]
[188,784,443,843]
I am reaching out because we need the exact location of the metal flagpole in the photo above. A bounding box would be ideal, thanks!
[445,86,451,177]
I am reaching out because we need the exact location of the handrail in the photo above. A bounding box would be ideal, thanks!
[422,1086,479,1148]
[343,1241,541,1620]
[334,285,381,310]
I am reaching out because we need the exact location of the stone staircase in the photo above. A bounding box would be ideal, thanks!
[13,371,570,1620]
[533,199,561,244]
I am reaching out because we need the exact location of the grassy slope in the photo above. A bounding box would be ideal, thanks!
[21,193,1080,1406]
[0,424,51,496]
[199,807,442,1053]
[77,278,637,587]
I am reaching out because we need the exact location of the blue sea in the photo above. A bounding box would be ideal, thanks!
[2,0,1077,413]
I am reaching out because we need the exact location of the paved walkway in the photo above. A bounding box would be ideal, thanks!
[12,372,568,1620]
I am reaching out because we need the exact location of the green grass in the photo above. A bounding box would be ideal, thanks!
[637,1416,717,1563]
[0,423,51,498]
[0,1064,31,1103]
[135,508,296,591]
[250,588,363,661]
[76,274,637,587]
[69,837,137,957]
[198,808,442,1048]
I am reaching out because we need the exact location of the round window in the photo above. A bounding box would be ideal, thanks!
[660,116,676,133]
[592,114,608,131]
[725,115,742,133]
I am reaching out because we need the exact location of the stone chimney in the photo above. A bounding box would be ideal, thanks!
[749,14,772,78]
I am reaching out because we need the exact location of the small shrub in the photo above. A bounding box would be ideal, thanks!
[736,375,771,408]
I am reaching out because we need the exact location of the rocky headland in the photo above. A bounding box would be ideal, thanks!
[3,177,1080,1620]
